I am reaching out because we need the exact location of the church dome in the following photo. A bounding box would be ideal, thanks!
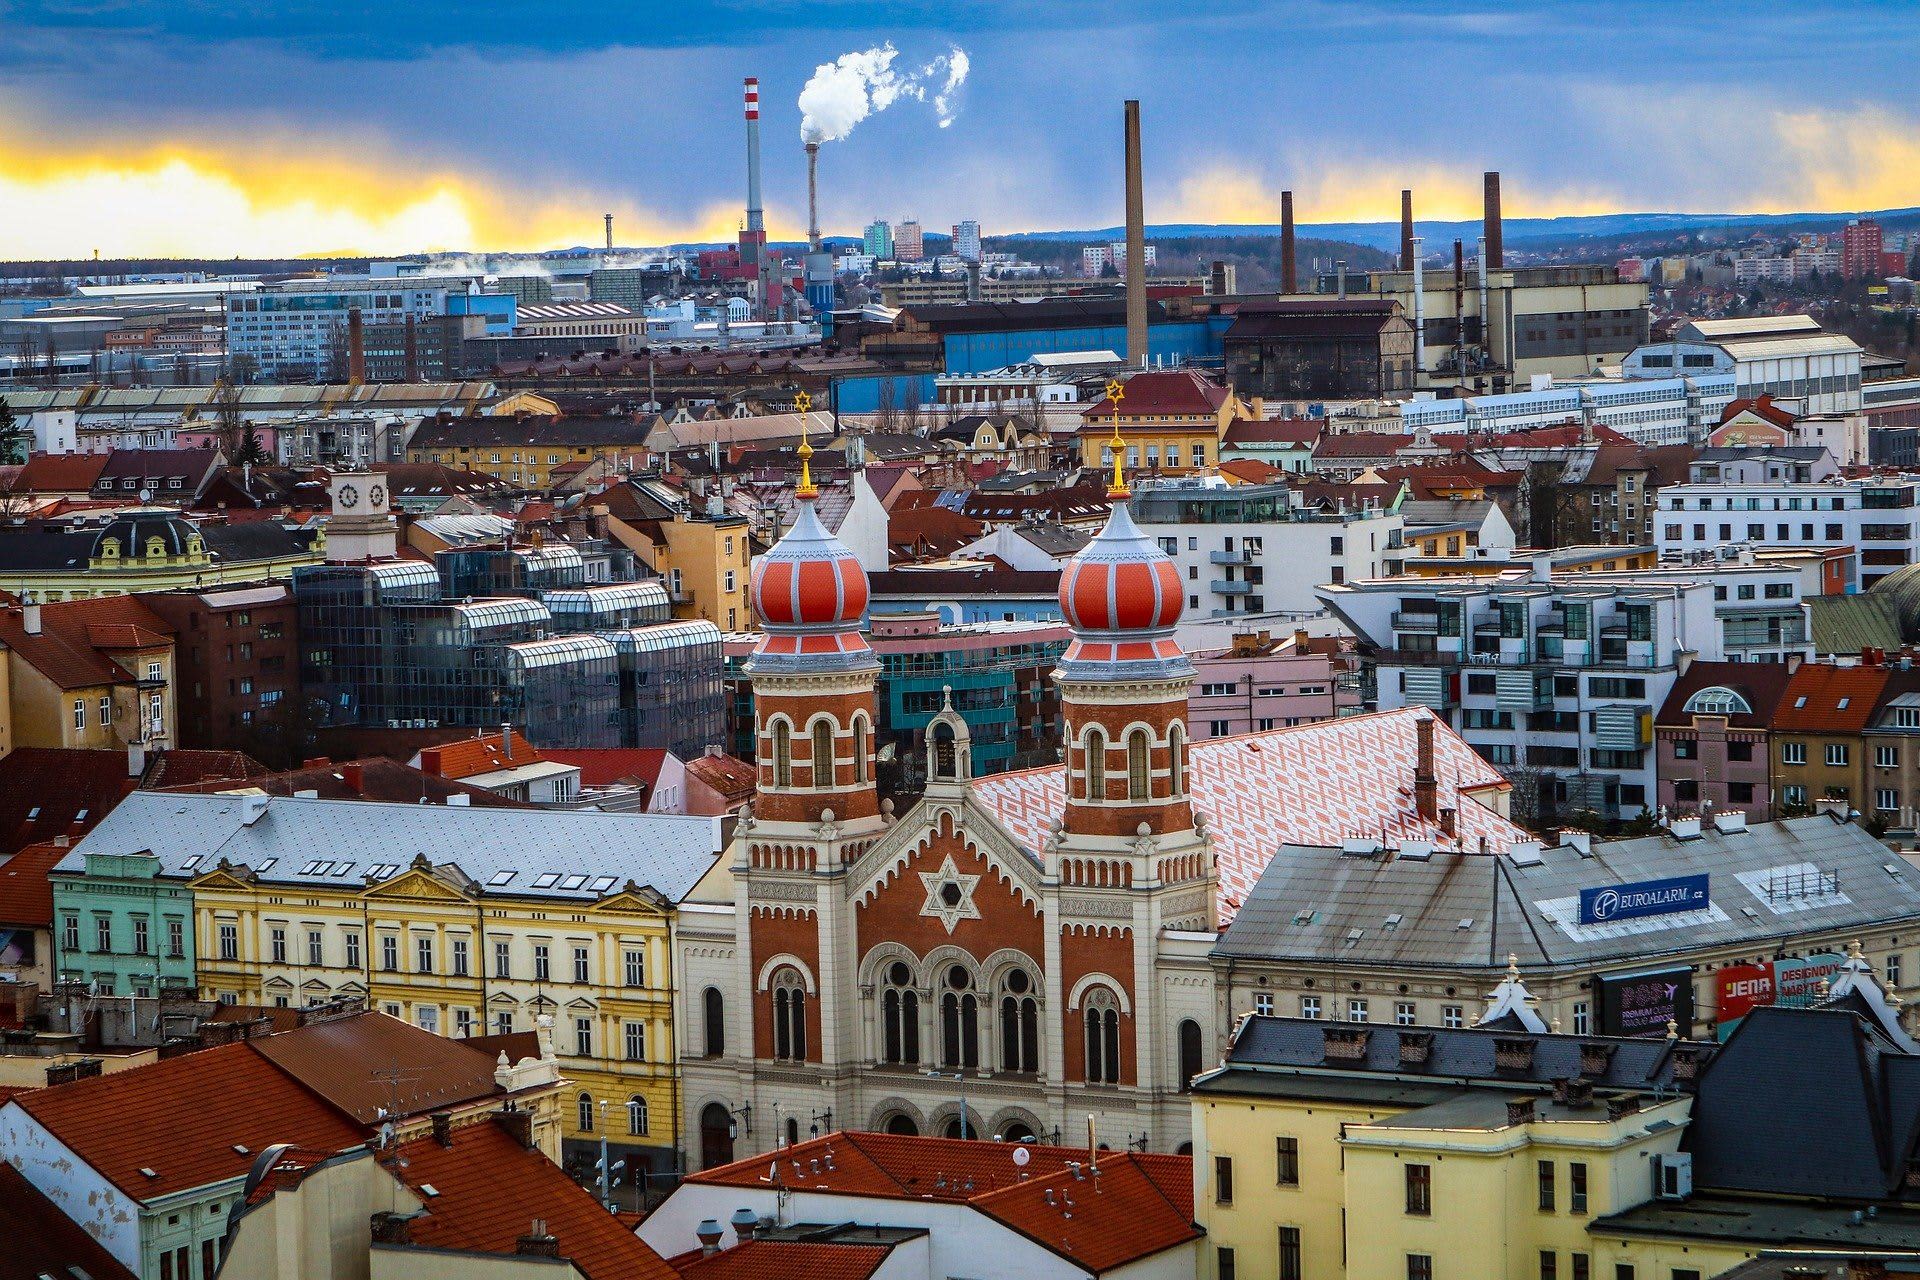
[91,509,202,563]
[751,501,869,630]
[1059,503,1182,634]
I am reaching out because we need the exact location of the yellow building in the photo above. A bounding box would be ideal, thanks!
[0,594,176,752]
[598,484,753,631]
[406,412,656,490]
[0,507,322,602]
[1077,367,1255,476]
[155,792,722,1182]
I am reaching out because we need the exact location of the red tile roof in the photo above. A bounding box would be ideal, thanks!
[393,1121,679,1280]
[688,1135,1194,1277]
[0,841,69,927]
[1772,663,1892,733]
[684,752,756,800]
[0,596,175,690]
[14,452,109,494]
[1081,368,1230,420]
[12,1041,364,1199]
[1217,458,1285,485]
[1222,417,1323,446]
[673,1240,893,1280]
[0,1162,138,1280]
[1720,394,1797,428]
[539,748,669,789]
[0,748,141,856]
[1312,431,1416,458]
[247,1010,509,1124]
[159,757,524,808]
[417,729,549,780]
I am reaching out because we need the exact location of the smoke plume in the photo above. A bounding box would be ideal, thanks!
[798,43,971,144]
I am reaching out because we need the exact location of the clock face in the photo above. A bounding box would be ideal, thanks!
[368,485,386,507]
[337,484,359,509]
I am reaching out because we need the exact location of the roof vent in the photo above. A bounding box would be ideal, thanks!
[1711,811,1747,834]
[1667,816,1702,840]
[1322,1025,1371,1061]
[1508,841,1544,866]
[1494,1036,1536,1071]
[1399,840,1434,861]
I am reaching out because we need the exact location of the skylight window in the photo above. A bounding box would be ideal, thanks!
[488,870,517,886]
[332,862,355,876]
[1794,696,1807,708]
[300,860,325,874]
[1837,697,1850,710]
[589,876,617,893]
[25,807,39,820]
[559,874,587,890]
[1457,918,1474,929]
[256,858,276,872]
[532,873,561,889]
[181,855,202,870]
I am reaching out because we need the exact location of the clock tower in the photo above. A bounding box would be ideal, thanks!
[325,470,398,562]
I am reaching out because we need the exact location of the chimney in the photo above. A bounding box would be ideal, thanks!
[21,600,40,635]
[805,143,821,253]
[347,307,366,385]
[1280,191,1297,293]
[1483,172,1504,269]
[1400,189,1415,270]
[745,78,766,317]
[696,1221,724,1257]
[1413,715,1438,821]
[1505,1097,1536,1126]
[127,741,147,779]
[502,722,514,760]
[1123,99,1148,368]
[604,212,614,254]
[1494,1035,1537,1071]
[340,762,362,796]
[370,1213,413,1246]
[429,1111,454,1147]
[1335,260,1347,300]
[492,1107,536,1149]
[516,1221,561,1259]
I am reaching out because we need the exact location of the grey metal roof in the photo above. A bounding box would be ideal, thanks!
[53,791,721,903]
[1214,815,1920,972]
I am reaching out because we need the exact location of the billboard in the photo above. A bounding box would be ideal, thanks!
[1712,951,1847,1039]
[1596,967,1694,1037]
[1578,874,1710,926]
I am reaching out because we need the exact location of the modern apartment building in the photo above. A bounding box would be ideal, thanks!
[226,284,446,381]
[1323,559,1723,820]
[1398,371,1737,445]
[1656,475,1920,590]
[1135,481,1404,619]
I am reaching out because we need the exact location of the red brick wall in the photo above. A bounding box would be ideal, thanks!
[754,686,882,824]
[1059,926,1137,1086]
[749,906,823,1063]
[854,811,1044,964]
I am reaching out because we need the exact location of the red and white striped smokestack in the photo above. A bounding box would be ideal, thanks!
[744,78,764,236]
[1483,171,1503,269]
[1281,190,1297,294]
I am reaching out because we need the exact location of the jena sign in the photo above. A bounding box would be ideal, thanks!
[1578,873,1709,926]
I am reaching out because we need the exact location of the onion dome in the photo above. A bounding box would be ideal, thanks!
[746,500,875,673]
[1056,502,1192,679]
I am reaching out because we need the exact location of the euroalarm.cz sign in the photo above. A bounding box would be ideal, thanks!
[1577,874,1710,926]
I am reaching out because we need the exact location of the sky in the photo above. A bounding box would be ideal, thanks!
[0,0,1917,258]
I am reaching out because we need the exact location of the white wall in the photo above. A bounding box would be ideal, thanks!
[0,1099,143,1269]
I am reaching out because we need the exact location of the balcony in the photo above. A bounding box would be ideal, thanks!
[1209,549,1256,566]
[1211,579,1253,596]
[1391,611,1442,632]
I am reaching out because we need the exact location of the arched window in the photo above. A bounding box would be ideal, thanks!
[939,964,978,1070]
[1682,686,1754,716]
[1168,723,1187,797]
[627,1095,649,1136]
[884,1113,919,1136]
[577,1091,595,1132]
[852,715,870,785]
[771,721,792,788]
[772,969,808,1061]
[1083,988,1120,1085]
[1001,1121,1036,1143]
[1084,728,1107,802]
[785,1117,800,1147]
[1178,1018,1203,1092]
[811,720,835,789]
[702,986,725,1058]
[998,968,1039,1073]
[1127,729,1151,801]
[881,960,920,1065]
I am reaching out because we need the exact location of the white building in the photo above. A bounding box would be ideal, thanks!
[1655,475,1920,590]
[1734,257,1795,287]
[1131,481,1403,619]
[951,219,982,262]
[1623,316,1864,418]
[227,284,449,380]
[1398,371,1738,445]
[1323,559,1724,821]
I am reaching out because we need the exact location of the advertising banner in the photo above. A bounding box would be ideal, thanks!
[1596,967,1694,1037]
[1578,874,1710,926]
[1713,951,1847,1039]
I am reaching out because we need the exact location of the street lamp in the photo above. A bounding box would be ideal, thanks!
[727,1102,752,1140]
[808,1108,834,1139]
[594,1099,627,1212]
[922,1068,968,1139]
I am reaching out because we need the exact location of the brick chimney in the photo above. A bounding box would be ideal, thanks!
[1413,714,1438,822]
[515,1221,561,1259]
[492,1107,535,1149]
[340,762,363,795]
[429,1111,454,1148]
[1505,1097,1535,1126]
[370,1212,413,1246]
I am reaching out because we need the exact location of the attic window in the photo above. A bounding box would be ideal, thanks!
[589,876,618,893]
[25,807,38,820]
[1837,697,1850,710]
[300,860,325,874]
[1794,696,1807,708]
[73,810,87,823]
[532,873,561,889]
[419,1184,439,1198]
[232,1144,250,1155]
[559,874,588,891]
[1384,913,1404,930]
[1291,908,1317,926]
[181,856,202,870]
[255,858,276,872]
[331,862,355,876]
[139,1168,158,1179]
[1457,917,1474,929]
[488,871,517,887]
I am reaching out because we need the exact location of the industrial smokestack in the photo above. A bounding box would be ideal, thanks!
[1411,236,1427,377]
[346,307,365,385]
[604,213,613,254]
[806,141,821,253]
[1483,171,1504,269]
[1123,99,1147,368]
[1400,189,1415,271]
[1280,190,1297,294]
[1335,260,1347,300]
[1477,235,1491,362]
[744,79,764,237]
[403,313,419,383]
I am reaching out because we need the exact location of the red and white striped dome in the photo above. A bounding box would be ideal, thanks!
[751,500,869,630]
[1056,502,1191,679]
[1059,502,1183,633]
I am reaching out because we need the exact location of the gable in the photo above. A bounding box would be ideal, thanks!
[365,868,470,903]
[852,801,1044,961]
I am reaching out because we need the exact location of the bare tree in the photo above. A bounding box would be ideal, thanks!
[874,379,899,433]
[209,377,267,465]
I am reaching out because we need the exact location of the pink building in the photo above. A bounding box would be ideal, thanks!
[1653,660,1796,821]
[1187,630,1362,739]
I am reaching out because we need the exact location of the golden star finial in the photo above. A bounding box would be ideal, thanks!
[794,391,817,499]
[1104,378,1129,499]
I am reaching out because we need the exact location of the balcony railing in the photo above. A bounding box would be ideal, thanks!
[1211,579,1253,596]
[1209,549,1256,566]
[1391,612,1441,632]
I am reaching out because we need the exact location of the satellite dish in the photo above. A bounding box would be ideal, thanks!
[1012,1146,1031,1167]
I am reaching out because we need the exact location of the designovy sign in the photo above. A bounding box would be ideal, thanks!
[1578,874,1709,926]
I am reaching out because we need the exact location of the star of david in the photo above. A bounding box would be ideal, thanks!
[918,855,982,934]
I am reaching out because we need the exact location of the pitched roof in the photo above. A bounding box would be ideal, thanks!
[1217,458,1285,485]
[0,841,70,927]
[0,595,175,690]
[1224,417,1323,446]
[1081,368,1230,420]
[416,729,550,781]
[1312,431,1416,458]
[1808,593,1903,657]
[13,452,108,494]
[0,1162,137,1280]
[158,757,524,808]
[0,747,141,855]
[673,1239,894,1280]
[1719,394,1798,428]
[1772,663,1891,733]
[538,748,670,788]
[683,751,757,800]
[975,708,1525,923]
[1655,660,1798,729]
[247,1011,509,1124]
[391,1121,679,1280]
[407,413,654,450]
[10,1041,364,1200]
[687,1133,1194,1277]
